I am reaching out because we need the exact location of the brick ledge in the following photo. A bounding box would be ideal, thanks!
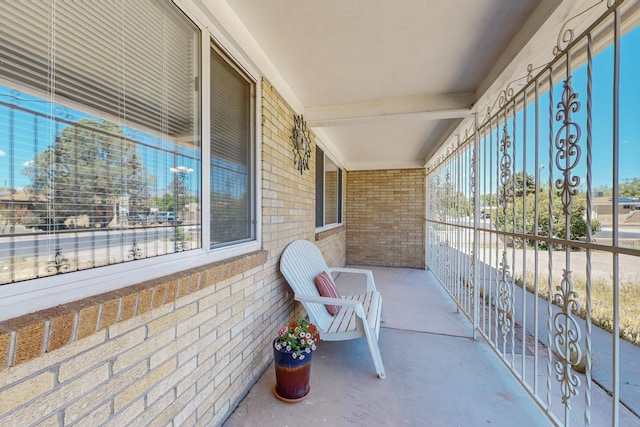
[0,250,269,371]
[315,225,344,241]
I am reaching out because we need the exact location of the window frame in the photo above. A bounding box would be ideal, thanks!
[315,145,343,232]
[0,1,262,321]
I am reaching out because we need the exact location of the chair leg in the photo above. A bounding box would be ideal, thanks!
[364,326,386,379]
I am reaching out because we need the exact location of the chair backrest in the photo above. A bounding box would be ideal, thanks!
[280,240,333,331]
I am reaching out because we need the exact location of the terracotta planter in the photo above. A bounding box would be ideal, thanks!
[273,338,312,402]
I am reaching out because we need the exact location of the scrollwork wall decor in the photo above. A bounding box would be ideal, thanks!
[290,115,311,174]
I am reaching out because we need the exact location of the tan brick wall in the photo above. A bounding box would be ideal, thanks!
[346,169,425,268]
[0,78,333,427]
[324,170,338,224]
[316,227,346,268]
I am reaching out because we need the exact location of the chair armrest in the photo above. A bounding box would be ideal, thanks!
[295,294,361,309]
[295,294,368,322]
[327,267,377,292]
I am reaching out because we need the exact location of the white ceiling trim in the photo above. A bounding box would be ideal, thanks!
[305,93,473,127]
[346,159,426,172]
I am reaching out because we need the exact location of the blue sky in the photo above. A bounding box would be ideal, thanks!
[470,23,640,195]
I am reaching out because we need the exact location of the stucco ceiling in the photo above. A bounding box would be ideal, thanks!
[216,0,577,170]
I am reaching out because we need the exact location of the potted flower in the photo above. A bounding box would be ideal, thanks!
[272,318,320,402]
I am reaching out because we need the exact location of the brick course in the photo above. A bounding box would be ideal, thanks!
[346,169,426,268]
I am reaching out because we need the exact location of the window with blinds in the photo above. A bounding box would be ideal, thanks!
[0,1,201,285]
[315,146,342,228]
[209,45,255,248]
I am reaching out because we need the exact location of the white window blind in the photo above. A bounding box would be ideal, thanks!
[0,0,201,285]
[209,45,254,247]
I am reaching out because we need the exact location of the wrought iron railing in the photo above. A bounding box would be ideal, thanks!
[426,1,640,426]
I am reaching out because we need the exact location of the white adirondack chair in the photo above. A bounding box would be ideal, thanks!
[280,239,386,379]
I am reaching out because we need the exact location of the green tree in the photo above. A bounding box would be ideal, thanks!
[495,189,600,247]
[620,177,640,198]
[501,172,536,198]
[23,119,150,228]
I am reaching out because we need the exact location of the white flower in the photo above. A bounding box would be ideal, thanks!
[307,339,313,345]
[311,344,316,351]
[305,348,311,353]
[292,353,297,359]
[305,332,311,339]
[286,345,291,351]
[299,354,305,360]
[275,344,282,350]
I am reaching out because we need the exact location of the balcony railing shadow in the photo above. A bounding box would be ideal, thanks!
[223,266,553,426]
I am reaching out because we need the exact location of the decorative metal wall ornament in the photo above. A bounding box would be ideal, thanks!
[290,115,311,174]
[553,269,583,405]
[554,76,582,216]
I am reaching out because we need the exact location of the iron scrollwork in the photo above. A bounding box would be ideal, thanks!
[497,251,512,338]
[554,76,582,217]
[47,248,71,274]
[553,269,583,405]
[499,124,512,214]
[128,240,143,260]
[497,125,513,338]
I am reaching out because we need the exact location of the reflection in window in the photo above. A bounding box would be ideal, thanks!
[315,147,342,228]
[0,0,201,284]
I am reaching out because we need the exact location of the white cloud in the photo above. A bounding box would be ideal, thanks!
[0,149,5,156]
[23,160,34,167]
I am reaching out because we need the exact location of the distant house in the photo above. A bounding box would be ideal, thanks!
[591,196,640,219]
[0,190,47,213]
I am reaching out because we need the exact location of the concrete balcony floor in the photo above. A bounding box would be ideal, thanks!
[223,266,555,427]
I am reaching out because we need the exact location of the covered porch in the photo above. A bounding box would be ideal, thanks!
[223,266,638,426]
[1,1,639,426]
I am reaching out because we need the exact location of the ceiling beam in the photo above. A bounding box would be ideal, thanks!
[305,92,473,127]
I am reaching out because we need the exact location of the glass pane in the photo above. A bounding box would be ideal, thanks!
[0,1,201,285]
[324,156,339,225]
[210,46,254,247]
